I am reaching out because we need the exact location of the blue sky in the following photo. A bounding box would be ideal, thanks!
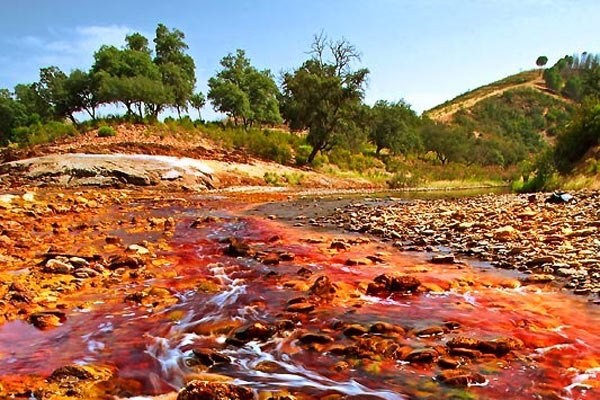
[1,0,599,118]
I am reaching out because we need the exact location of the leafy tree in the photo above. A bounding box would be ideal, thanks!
[208,49,281,127]
[368,100,421,155]
[420,120,471,165]
[65,69,100,120]
[189,92,206,120]
[125,32,151,54]
[554,100,600,172]
[153,24,196,117]
[536,56,548,68]
[543,67,563,91]
[14,83,52,121]
[93,38,169,118]
[0,89,29,144]
[281,34,369,163]
[35,66,78,122]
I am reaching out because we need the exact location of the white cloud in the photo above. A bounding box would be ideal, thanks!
[0,25,137,87]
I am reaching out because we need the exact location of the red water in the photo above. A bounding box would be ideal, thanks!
[1,204,599,399]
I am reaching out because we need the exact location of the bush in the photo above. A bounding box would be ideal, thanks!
[97,126,117,137]
[263,172,283,186]
[10,121,78,145]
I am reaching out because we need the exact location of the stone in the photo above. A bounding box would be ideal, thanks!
[431,254,456,264]
[228,322,274,344]
[369,322,405,336]
[44,259,73,274]
[177,381,254,400]
[521,274,556,284]
[128,244,150,255]
[437,369,487,387]
[343,324,369,337]
[416,326,445,337]
[285,302,315,313]
[29,311,66,329]
[49,365,94,381]
[107,255,144,270]
[493,226,518,242]
[405,348,438,363]
[191,349,231,366]
[308,275,336,300]
[298,333,335,345]
[224,238,253,257]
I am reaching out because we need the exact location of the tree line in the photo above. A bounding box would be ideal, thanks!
[3,24,594,173]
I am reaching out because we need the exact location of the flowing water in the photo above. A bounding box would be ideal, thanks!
[0,194,598,399]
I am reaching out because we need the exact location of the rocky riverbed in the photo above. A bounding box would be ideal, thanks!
[0,188,599,399]
[316,190,600,300]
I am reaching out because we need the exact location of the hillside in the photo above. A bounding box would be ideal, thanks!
[425,69,570,122]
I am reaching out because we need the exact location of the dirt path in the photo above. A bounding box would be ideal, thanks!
[427,76,571,123]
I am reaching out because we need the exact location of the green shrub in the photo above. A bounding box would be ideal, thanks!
[11,121,78,146]
[97,126,117,137]
[263,172,283,186]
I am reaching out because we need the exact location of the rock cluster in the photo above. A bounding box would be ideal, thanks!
[319,191,600,298]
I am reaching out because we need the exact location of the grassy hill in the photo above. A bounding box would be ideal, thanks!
[425,69,576,163]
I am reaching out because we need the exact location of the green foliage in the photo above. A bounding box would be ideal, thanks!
[263,171,304,186]
[543,53,600,100]
[368,100,421,155]
[536,56,548,67]
[554,102,600,172]
[420,120,472,165]
[0,90,30,145]
[263,171,283,186]
[97,125,117,137]
[203,126,298,164]
[10,121,77,145]
[189,92,206,120]
[450,88,572,165]
[327,147,385,171]
[281,33,369,163]
[512,149,557,192]
[208,49,281,127]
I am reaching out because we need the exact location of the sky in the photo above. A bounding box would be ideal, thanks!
[1,0,600,119]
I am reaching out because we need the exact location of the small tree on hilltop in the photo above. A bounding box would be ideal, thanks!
[536,56,548,68]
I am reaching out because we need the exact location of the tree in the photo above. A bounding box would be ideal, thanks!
[65,69,100,120]
[14,83,52,121]
[189,92,206,120]
[369,100,421,155]
[93,39,170,118]
[536,56,548,68]
[208,49,281,127]
[281,34,369,163]
[420,120,471,165]
[126,32,151,54]
[153,24,196,117]
[0,89,29,145]
[35,66,78,122]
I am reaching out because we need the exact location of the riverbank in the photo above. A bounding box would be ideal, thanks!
[316,190,600,300]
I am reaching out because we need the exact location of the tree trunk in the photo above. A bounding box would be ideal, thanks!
[177,106,182,119]
[307,145,320,164]
[196,108,202,121]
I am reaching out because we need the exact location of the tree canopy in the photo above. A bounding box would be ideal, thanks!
[208,49,281,127]
[281,34,369,162]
